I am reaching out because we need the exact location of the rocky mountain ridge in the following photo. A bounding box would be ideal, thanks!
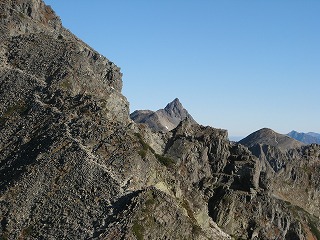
[0,1,228,239]
[0,1,319,240]
[239,128,304,151]
[130,98,197,132]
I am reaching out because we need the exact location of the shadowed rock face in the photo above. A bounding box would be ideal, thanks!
[1,1,320,240]
[130,98,197,132]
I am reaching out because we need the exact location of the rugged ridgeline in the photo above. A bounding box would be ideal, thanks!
[238,129,320,238]
[288,130,320,145]
[0,1,320,240]
[130,98,197,132]
[0,1,229,239]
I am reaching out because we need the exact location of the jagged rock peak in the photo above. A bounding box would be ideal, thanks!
[164,97,182,111]
[164,98,188,118]
[130,98,197,132]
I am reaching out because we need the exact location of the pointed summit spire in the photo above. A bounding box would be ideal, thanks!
[130,98,197,132]
[164,98,183,112]
[172,97,180,103]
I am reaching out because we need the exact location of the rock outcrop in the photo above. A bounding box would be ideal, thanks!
[130,98,197,132]
[0,1,319,240]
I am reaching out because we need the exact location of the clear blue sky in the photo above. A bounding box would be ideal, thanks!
[44,0,320,137]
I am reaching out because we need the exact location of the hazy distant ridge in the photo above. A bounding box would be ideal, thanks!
[287,130,320,144]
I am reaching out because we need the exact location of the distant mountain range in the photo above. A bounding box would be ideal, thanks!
[130,98,197,132]
[239,128,304,151]
[287,130,320,144]
[131,99,320,148]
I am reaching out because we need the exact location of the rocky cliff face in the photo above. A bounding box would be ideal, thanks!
[1,1,320,240]
[235,128,320,239]
[130,98,197,132]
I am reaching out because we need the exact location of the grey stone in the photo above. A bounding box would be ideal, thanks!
[0,0,319,239]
